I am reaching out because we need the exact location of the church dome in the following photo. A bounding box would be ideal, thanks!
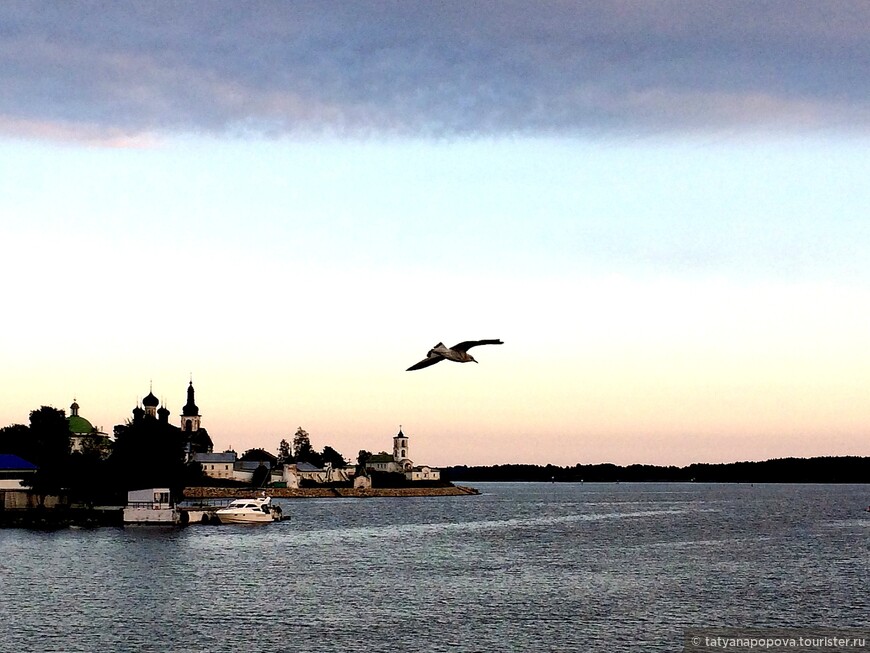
[68,414,94,435]
[142,392,159,407]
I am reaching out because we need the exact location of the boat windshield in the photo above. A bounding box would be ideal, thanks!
[223,499,270,510]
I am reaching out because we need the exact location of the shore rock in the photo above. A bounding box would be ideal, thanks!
[184,485,479,499]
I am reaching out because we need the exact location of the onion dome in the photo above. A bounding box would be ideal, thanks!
[142,391,159,407]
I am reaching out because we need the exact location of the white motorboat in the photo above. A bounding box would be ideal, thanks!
[215,496,283,524]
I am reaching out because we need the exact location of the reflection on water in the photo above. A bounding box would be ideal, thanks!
[1,483,866,652]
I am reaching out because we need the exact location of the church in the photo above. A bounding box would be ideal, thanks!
[67,399,110,454]
[365,427,440,481]
[125,381,213,456]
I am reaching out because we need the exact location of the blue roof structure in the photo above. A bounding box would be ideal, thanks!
[295,462,323,472]
[0,454,37,471]
[235,460,268,472]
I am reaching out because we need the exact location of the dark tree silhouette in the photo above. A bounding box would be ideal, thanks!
[240,448,277,464]
[292,427,312,461]
[26,406,73,502]
[110,416,192,496]
[321,446,347,468]
[277,438,291,463]
[0,424,33,462]
[251,464,270,488]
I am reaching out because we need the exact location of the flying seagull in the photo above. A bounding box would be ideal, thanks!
[406,339,503,371]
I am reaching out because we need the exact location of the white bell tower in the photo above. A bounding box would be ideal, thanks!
[393,426,409,465]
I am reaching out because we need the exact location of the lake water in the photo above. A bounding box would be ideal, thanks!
[1,483,867,652]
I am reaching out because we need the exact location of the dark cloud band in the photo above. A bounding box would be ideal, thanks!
[1,1,867,139]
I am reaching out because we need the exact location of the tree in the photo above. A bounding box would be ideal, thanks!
[292,427,312,461]
[0,424,33,462]
[109,416,188,496]
[80,434,112,460]
[28,406,71,466]
[277,438,291,463]
[321,445,347,468]
[67,432,114,505]
[251,464,270,488]
[356,450,373,476]
[67,449,113,506]
[240,448,277,464]
[25,406,73,502]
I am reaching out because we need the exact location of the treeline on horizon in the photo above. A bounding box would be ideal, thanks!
[443,456,870,484]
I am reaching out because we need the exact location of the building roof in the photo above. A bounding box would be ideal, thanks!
[234,460,269,472]
[0,454,37,471]
[193,452,236,464]
[367,453,394,463]
[295,462,323,472]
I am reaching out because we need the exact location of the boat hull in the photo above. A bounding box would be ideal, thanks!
[215,512,274,524]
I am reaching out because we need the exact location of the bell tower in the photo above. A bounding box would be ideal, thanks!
[393,426,409,462]
[181,380,201,432]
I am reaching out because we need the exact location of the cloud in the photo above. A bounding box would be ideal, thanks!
[1,0,867,141]
[0,116,159,147]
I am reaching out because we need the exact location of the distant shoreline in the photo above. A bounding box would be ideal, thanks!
[442,456,870,484]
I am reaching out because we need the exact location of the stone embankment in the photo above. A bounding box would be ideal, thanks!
[184,485,479,499]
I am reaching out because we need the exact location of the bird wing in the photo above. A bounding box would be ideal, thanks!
[451,339,504,352]
[406,353,445,371]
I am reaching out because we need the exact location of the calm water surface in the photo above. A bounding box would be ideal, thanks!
[1,483,867,652]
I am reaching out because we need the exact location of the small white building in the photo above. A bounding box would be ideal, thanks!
[193,451,236,479]
[407,466,440,482]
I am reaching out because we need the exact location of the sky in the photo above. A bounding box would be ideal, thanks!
[1,1,869,467]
